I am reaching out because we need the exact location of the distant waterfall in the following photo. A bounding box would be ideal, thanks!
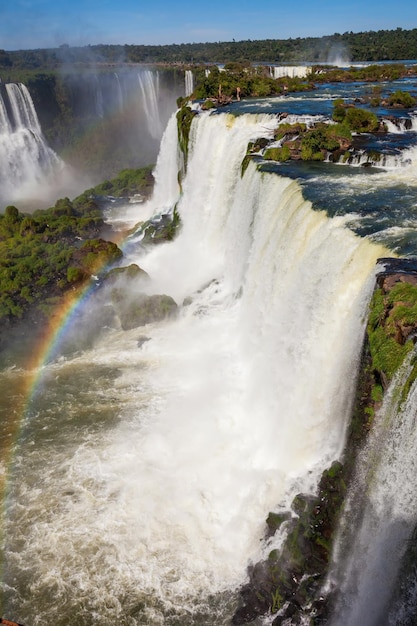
[5,83,42,133]
[329,349,417,625]
[62,69,180,150]
[271,65,311,79]
[137,69,163,139]
[113,72,124,111]
[185,69,194,96]
[0,83,64,207]
[93,74,105,118]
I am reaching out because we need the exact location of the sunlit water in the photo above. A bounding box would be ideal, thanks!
[2,79,417,624]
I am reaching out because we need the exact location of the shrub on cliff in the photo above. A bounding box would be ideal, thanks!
[368,279,417,384]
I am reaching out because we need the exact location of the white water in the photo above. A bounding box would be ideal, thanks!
[137,70,163,139]
[113,72,124,111]
[330,349,417,625]
[5,83,42,133]
[0,83,68,207]
[3,111,388,624]
[185,70,194,96]
[383,114,417,133]
[271,65,312,79]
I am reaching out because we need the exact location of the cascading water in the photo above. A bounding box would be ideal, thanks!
[185,69,194,96]
[329,348,417,626]
[0,83,65,207]
[271,65,311,79]
[137,70,163,139]
[1,110,387,625]
[5,83,42,133]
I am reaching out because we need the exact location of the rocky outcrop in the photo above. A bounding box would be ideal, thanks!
[112,292,178,330]
[101,263,178,330]
[232,463,346,625]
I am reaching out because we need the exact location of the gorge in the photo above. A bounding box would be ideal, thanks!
[1,65,417,625]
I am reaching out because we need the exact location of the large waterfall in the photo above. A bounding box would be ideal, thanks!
[1,110,388,625]
[0,83,64,207]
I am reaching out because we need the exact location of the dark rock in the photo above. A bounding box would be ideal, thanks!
[103,263,149,285]
[113,293,178,330]
[137,335,151,348]
[266,511,292,538]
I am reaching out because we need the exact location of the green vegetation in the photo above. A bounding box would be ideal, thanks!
[233,461,347,624]
[3,28,417,67]
[300,127,341,161]
[345,107,379,132]
[176,104,197,166]
[388,90,417,108]
[332,100,379,132]
[312,62,408,84]
[139,207,181,244]
[263,145,291,162]
[0,164,179,354]
[0,194,121,328]
[367,281,417,384]
[74,166,155,206]
[194,64,284,100]
[247,120,353,166]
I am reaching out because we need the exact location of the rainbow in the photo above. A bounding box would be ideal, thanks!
[0,278,103,546]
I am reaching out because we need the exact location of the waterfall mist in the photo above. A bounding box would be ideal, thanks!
[56,67,184,183]
[0,82,79,210]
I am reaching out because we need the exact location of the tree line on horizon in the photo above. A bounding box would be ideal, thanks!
[0,27,417,69]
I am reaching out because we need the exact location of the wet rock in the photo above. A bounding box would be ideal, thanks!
[113,293,178,330]
[137,335,151,348]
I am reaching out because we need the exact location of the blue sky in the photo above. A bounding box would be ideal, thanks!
[1,0,416,51]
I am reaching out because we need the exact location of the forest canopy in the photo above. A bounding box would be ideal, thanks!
[1,27,417,69]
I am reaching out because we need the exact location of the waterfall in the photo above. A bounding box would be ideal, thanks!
[5,83,42,132]
[93,74,105,118]
[0,92,11,133]
[329,349,417,625]
[185,69,194,96]
[137,69,163,139]
[2,110,388,624]
[272,65,312,79]
[0,83,65,206]
[113,72,124,111]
